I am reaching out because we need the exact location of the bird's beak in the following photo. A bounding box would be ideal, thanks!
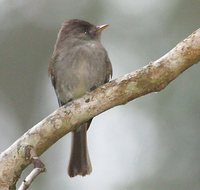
[96,24,109,33]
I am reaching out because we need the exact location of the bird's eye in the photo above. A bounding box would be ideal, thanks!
[84,28,90,35]
[84,30,88,35]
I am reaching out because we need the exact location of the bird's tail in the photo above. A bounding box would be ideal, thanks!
[68,121,92,177]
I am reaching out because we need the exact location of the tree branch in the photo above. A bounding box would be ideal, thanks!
[0,28,200,190]
[18,146,46,190]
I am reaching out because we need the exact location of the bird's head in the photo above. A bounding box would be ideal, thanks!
[58,19,109,42]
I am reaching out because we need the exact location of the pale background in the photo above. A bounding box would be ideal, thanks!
[0,0,200,189]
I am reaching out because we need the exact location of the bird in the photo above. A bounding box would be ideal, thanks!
[49,19,112,177]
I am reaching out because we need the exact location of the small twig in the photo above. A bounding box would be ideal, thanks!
[18,167,45,190]
[18,146,46,190]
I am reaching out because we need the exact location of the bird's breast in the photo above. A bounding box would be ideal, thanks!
[54,40,108,103]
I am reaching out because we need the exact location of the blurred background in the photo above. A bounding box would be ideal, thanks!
[0,0,200,189]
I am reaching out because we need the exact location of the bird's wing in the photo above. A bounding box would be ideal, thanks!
[105,52,113,83]
[48,58,57,89]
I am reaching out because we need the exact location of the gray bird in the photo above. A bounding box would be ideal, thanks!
[49,19,112,177]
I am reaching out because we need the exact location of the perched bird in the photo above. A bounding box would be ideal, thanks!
[49,19,112,177]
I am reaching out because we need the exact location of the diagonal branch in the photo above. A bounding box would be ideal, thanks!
[0,28,200,190]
